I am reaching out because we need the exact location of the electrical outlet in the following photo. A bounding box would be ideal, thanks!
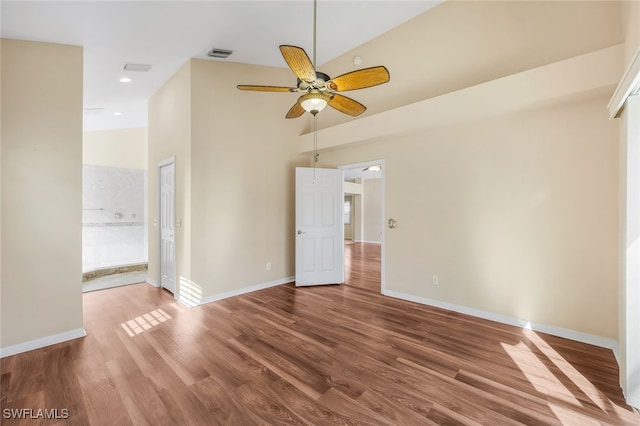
[266,262,272,271]
[432,275,439,285]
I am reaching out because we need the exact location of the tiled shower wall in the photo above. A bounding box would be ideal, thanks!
[83,165,147,272]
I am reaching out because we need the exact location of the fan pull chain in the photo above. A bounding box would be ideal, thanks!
[313,114,319,183]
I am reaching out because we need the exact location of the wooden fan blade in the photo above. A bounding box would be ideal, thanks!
[279,45,316,84]
[328,94,366,116]
[237,85,296,92]
[286,101,305,119]
[328,66,390,91]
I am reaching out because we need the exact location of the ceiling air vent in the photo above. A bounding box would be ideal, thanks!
[208,48,233,59]
[122,63,151,72]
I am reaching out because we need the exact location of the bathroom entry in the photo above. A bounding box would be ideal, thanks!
[82,165,147,291]
[82,127,149,292]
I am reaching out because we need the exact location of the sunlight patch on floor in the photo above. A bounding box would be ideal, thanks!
[501,341,581,406]
[524,330,608,411]
[178,276,203,307]
[120,308,172,336]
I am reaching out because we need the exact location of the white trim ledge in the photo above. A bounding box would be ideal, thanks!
[194,276,295,307]
[608,46,640,118]
[146,277,159,288]
[300,45,622,153]
[383,289,619,352]
[0,328,87,358]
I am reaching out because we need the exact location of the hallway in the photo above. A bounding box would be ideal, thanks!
[344,242,380,293]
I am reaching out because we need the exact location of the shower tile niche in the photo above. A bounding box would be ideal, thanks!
[83,165,147,273]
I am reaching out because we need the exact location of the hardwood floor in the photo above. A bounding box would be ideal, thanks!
[2,282,639,425]
[344,242,380,293]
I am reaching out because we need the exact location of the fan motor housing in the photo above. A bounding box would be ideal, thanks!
[297,71,331,90]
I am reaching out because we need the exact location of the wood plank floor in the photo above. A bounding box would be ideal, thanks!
[344,242,381,293]
[2,283,639,425]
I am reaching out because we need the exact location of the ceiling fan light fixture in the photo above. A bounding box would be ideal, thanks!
[299,90,330,115]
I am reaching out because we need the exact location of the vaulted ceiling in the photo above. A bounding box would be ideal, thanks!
[1,1,441,131]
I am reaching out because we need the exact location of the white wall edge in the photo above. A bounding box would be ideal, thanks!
[0,328,87,358]
[608,46,640,118]
[146,277,159,287]
[383,289,619,352]
[196,276,295,306]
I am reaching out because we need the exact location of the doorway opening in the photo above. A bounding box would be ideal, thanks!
[338,160,385,294]
[81,128,149,293]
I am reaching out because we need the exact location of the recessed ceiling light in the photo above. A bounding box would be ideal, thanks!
[113,112,123,116]
[119,77,132,83]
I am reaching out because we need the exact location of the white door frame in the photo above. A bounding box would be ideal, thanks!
[158,156,177,299]
[621,95,640,409]
[609,48,640,409]
[338,159,386,294]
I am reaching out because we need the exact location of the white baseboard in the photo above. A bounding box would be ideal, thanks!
[354,240,382,245]
[0,328,87,358]
[383,289,619,352]
[146,277,159,287]
[198,276,295,306]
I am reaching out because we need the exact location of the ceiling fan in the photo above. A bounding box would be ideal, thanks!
[237,1,390,119]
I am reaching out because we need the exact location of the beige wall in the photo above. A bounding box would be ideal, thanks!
[362,178,382,243]
[189,59,307,296]
[316,0,622,130]
[83,127,147,169]
[148,58,307,300]
[1,39,84,348]
[622,0,640,67]
[148,61,192,285]
[319,94,619,339]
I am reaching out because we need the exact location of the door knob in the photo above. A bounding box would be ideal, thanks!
[297,230,306,235]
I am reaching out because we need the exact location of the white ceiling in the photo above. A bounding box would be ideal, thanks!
[1,1,440,131]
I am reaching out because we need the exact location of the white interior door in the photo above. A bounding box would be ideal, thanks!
[159,160,176,293]
[295,167,344,286]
